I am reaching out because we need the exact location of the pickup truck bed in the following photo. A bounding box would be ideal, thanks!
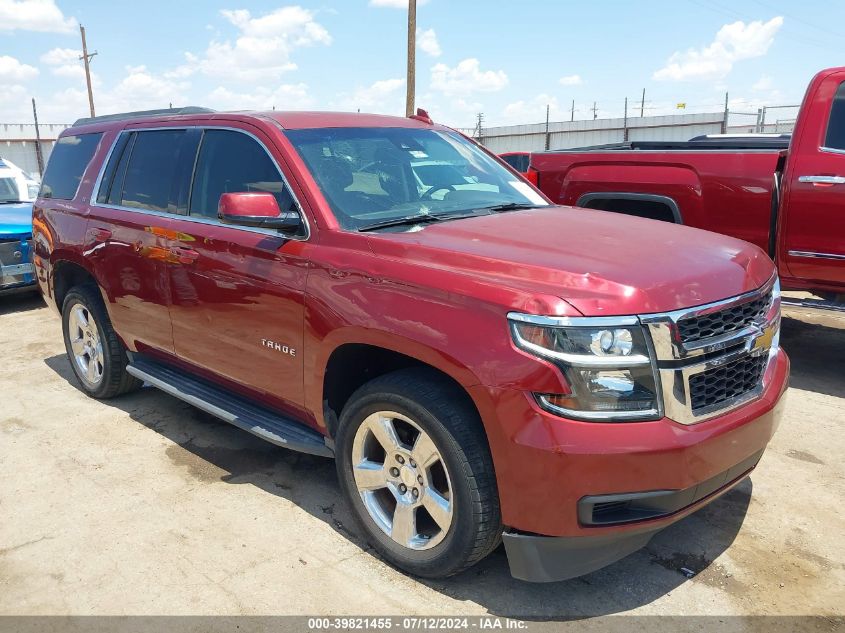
[531,146,785,253]
[530,66,845,301]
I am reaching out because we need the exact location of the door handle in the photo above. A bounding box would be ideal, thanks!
[88,227,112,241]
[169,246,200,264]
[798,175,845,185]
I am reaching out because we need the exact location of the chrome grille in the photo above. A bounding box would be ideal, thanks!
[641,276,780,425]
[689,354,767,412]
[677,291,772,343]
[0,238,31,266]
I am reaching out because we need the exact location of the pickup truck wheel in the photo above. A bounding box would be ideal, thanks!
[61,285,141,399]
[336,368,501,578]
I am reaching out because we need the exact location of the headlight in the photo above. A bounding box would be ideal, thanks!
[508,314,662,421]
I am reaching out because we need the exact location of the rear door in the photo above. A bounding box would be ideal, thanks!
[164,124,311,411]
[87,128,195,354]
[782,74,845,287]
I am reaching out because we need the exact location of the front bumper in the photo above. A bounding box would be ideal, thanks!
[502,449,762,582]
[469,347,789,582]
[0,237,35,293]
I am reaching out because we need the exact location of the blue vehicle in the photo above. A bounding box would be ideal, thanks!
[0,201,35,294]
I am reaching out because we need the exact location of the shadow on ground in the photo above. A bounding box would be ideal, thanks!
[42,352,757,617]
[0,291,43,316]
[779,314,845,399]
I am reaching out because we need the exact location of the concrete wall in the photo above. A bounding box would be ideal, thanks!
[1,123,71,177]
[478,112,726,153]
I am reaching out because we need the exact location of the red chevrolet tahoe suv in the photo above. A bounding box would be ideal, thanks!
[32,107,789,582]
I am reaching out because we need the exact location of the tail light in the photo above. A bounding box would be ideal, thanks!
[525,166,539,186]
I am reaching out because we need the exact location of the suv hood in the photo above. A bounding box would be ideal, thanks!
[366,206,775,316]
[0,202,33,240]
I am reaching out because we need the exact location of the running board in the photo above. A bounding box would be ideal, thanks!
[126,356,333,458]
[781,297,845,314]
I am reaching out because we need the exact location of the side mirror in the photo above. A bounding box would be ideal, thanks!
[218,192,303,232]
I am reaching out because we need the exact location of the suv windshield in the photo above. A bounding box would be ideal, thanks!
[0,177,22,203]
[285,127,547,231]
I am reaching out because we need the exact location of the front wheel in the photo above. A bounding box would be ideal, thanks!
[335,368,501,578]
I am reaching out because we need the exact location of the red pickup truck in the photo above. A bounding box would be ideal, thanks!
[33,107,787,582]
[531,66,845,308]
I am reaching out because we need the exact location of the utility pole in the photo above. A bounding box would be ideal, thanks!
[623,97,628,142]
[570,99,575,122]
[31,98,45,177]
[592,102,598,120]
[640,88,645,117]
[544,103,550,150]
[79,24,97,118]
[722,91,729,134]
[405,0,416,117]
[475,112,484,141]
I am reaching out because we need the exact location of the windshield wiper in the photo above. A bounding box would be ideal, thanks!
[476,202,540,213]
[357,211,482,232]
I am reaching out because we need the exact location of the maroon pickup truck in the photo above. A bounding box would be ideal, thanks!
[531,66,845,309]
[33,107,787,582]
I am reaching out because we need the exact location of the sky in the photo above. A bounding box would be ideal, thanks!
[0,0,843,128]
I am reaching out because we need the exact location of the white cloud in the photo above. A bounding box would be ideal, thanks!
[430,58,508,96]
[176,6,331,81]
[0,84,30,120]
[417,28,441,57]
[501,94,564,125]
[207,83,313,111]
[653,16,783,81]
[333,78,405,114]
[0,55,38,82]
[752,75,773,91]
[40,47,85,79]
[369,0,428,7]
[40,47,79,65]
[559,74,582,86]
[0,0,75,32]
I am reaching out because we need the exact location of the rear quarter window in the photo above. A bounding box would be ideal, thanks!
[825,81,845,151]
[40,133,103,200]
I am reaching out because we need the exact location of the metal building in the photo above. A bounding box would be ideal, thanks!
[1,123,71,177]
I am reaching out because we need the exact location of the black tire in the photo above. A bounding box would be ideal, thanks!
[61,284,141,399]
[335,367,501,578]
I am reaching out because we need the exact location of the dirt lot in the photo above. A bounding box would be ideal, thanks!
[1,293,843,618]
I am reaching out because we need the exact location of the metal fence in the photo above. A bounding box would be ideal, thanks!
[467,112,727,154]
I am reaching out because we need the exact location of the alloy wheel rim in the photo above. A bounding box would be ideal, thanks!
[68,302,104,386]
[351,411,454,550]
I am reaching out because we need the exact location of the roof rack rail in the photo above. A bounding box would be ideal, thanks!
[72,106,216,127]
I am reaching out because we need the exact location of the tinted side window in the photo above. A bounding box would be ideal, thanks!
[120,130,185,212]
[825,81,845,151]
[40,132,103,200]
[189,129,294,219]
[96,132,131,204]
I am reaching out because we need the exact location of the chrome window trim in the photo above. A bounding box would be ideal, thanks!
[820,146,845,156]
[90,125,310,242]
[788,250,845,261]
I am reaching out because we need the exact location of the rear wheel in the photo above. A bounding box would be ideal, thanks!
[61,285,141,399]
[336,368,501,578]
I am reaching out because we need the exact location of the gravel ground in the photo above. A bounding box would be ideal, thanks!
[1,292,843,618]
